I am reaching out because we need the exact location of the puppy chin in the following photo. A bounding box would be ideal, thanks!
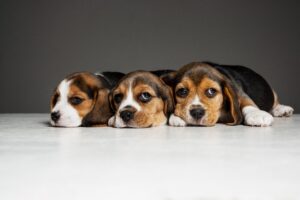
[198,117,217,127]
[51,118,82,127]
[186,115,215,127]
[110,116,133,128]
[111,116,152,128]
[186,119,205,126]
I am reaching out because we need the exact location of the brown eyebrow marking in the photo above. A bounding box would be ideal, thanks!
[198,77,221,92]
[174,62,224,87]
[133,75,165,99]
[71,77,94,99]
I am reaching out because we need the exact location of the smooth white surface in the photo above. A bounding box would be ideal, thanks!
[0,114,300,200]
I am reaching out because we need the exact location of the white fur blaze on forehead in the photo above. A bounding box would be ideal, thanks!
[119,82,141,111]
[51,79,82,127]
[191,95,203,106]
[58,79,71,98]
[52,79,72,113]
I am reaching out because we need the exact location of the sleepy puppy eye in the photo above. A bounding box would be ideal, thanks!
[69,97,83,105]
[114,93,123,104]
[205,88,217,98]
[138,92,152,103]
[176,88,189,98]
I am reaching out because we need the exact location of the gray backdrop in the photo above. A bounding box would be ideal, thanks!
[1,0,299,113]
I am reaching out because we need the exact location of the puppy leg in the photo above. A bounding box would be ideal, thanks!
[270,91,294,117]
[169,114,187,127]
[240,97,274,127]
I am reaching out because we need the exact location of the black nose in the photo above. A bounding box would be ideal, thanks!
[120,110,134,122]
[190,108,205,120]
[51,111,60,122]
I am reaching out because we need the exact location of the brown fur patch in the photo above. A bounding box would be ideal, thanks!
[134,84,166,127]
[223,85,243,125]
[82,88,113,126]
[239,96,256,108]
[68,84,94,118]
[109,71,172,127]
[199,77,223,125]
[174,76,223,126]
[51,72,113,127]
[167,62,244,126]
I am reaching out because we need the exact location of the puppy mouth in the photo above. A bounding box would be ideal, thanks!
[50,117,82,127]
[121,121,152,128]
[117,115,151,128]
[188,118,205,126]
[186,114,208,126]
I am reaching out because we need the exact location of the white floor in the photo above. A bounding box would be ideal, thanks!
[0,114,300,200]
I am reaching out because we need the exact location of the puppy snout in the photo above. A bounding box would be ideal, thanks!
[190,107,205,120]
[51,111,60,122]
[120,106,137,122]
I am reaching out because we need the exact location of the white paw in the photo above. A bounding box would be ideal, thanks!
[243,106,274,127]
[169,114,187,127]
[108,116,115,127]
[271,104,294,117]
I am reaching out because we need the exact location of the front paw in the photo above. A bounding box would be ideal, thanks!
[108,116,115,127]
[271,104,294,117]
[243,107,274,127]
[169,114,187,127]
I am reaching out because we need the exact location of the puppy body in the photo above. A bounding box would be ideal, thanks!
[109,71,174,128]
[164,62,293,127]
[50,71,124,127]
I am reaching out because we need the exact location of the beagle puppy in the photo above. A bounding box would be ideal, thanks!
[108,70,174,128]
[162,62,293,127]
[50,71,124,127]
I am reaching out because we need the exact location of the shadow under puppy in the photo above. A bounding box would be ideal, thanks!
[163,62,294,127]
[108,70,174,128]
[50,71,124,127]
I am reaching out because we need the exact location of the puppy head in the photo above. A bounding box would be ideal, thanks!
[109,71,174,128]
[163,62,242,126]
[50,72,112,127]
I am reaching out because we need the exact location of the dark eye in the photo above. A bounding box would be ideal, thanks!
[69,97,83,105]
[114,93,123,104]
[205,88,217,98]
[176,88,189,98]
[138,92,152,103]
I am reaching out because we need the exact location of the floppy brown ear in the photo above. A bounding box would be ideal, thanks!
[159,82,175,117]
[160,71,177,88]
[82,88,113,127]
[222,82,243,125]
[108,89,116,112]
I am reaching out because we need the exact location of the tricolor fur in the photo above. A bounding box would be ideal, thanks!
[50,71,124,127]
[162,62,294,127]
[108,71,174,128]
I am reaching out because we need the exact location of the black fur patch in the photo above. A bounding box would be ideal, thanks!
[72,77,95,99]
[100,72,125,89]
[204,62,274,111]
[150,70,176,78]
